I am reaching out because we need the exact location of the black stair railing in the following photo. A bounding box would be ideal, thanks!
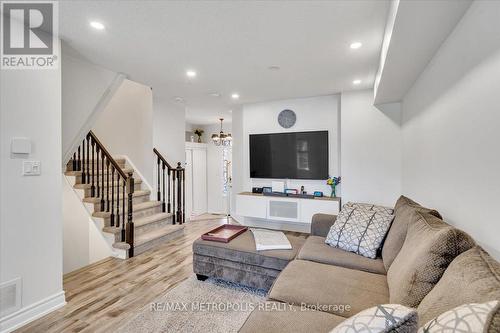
[153,148,185,224]
[68,131,135,257]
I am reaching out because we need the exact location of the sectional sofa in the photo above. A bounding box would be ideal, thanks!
[238,196,500,332]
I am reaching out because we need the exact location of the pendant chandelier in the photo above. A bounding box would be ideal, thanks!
[211,118,232,146]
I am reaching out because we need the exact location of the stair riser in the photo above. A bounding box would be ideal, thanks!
[66,162,127,172]
[81,183,142,197]
[101,205,163,227]
[89,194,151,213]
[133,228,184,256]
[134,217,175,236]
[72,173,135,185]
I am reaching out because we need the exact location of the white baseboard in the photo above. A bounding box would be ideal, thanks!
[0,291,66,333]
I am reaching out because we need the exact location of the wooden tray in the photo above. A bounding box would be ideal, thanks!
[201,224,248,243]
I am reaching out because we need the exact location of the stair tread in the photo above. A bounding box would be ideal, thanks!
[92,200,162,218]
[74,178,142,189]
[134,212,174,227]
[134,224,184,246]
[65,167,134,176]
[82,190,150,203]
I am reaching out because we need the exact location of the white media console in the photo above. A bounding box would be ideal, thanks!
[235,192,340,232]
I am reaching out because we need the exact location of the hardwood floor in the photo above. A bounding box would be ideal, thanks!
[17,218,307,333]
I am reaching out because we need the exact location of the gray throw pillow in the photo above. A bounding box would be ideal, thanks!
[325,207,394,259]
[330,304,418,333]
[344,202,394,215]
[418,301,499,333]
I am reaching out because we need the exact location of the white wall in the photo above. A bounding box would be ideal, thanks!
[92,79,154,185]
[61,44,118,158]
[341,90,402,206]
[0,49,65,330]
[237,95,341,197]
[401,0,500,259]
[153,97,186,166]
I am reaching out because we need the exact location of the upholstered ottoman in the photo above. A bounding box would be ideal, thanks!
[192,230,305,290]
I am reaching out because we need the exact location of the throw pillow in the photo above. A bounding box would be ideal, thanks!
[330,304,418,333]
[344,202,394,215]
[418,301,500,333]
[325,207,394,259]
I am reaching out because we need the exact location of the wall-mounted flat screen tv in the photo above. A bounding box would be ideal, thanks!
[249,131,328,179]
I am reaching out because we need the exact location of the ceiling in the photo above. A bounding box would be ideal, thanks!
[60,1,389,124]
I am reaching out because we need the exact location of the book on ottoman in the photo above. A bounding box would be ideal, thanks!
[250,228,292,251]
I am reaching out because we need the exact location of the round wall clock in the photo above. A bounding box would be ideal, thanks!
[278,109,296,128]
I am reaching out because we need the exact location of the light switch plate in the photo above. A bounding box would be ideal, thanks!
[23,161,41,176]
[11,137,31,154]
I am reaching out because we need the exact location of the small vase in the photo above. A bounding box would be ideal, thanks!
[330,185,336,198]
[197,136,202,143]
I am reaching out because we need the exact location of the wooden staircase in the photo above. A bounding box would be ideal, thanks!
[65,131,185,258]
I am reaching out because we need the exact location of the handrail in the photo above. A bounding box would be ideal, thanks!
[153,148,175,170]
[153,148,185,224]
[90,130,129,179]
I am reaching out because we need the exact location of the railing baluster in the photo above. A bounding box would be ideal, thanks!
[91,138,95,197]
[116,173,120,229]
[96,146,100,198]
[127,173,135,258]
[172,170,176,224]
[101,152,105,211]
[106,160,110,213]
[86,134,90,184]
[77,145,81,171]
[110,166,115,227]
[167,168,171,213]
[162,162,166,212]
[122,179,126,242]
[72,152,77,171]
[81,139,86,183]
[157,156,161,202]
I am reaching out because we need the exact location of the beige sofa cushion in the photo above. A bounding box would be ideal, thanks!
[387,211,475,307]
[417,246,500,330]
[382,196,442,271]
[269,260,389,317]
[298,236,386,275]
[239,301,345,333]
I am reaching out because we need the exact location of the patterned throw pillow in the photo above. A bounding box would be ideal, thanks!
[331,304,418,333]
[418,301,500,333]
[325,207,394,259]
[344,202,394,216]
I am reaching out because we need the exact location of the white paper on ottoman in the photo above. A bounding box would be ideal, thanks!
[250,228,292,251]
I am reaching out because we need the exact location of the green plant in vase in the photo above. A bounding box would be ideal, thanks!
[194,129,204,143]
[326,176,341,198]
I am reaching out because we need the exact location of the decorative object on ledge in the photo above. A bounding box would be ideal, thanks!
[194,129,204,143]
[327,176,341,198]
[278,109,296,128]
[211,118,232,146]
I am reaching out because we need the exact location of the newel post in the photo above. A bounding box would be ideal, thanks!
[176,162,183,224]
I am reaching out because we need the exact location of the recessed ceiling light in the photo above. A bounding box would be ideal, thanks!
[90,21,105,30]
[231,93,240,100]
[173,96,185,103]
[353,79,362,85]
[186,70,197,78]
[268,65,280,71]
[209,92,221,97]
[350,42,362,49]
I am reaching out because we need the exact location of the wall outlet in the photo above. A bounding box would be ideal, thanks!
[23,160,41,176]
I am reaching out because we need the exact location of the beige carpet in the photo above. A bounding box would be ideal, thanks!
[117,276,266,333]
